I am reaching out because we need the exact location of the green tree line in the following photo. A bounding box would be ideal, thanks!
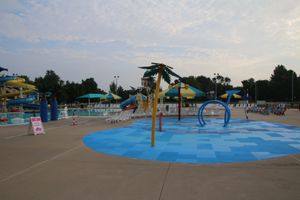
[29,70,154,103]
[180,65,299,102]
[32,70,105,103]
[21,65,299,103]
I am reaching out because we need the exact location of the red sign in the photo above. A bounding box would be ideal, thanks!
[30,117,45,135]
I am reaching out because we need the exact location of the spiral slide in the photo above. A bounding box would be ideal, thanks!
[6,77,36,90]
[0,76,16,83]
[8,97,35,106]
[0,89,36,99]
[0,77,36,99]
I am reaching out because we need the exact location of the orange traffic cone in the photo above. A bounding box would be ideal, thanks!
[71,111,78,126]
[72,117,77,126]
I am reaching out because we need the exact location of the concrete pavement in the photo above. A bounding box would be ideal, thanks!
[0,110,300,200]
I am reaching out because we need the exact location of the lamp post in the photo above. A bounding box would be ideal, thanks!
[291,71,294,103]
[255,81,257,102]
[214,73,219,99]
[114,75,119,94]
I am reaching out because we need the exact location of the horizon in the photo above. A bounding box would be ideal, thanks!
[0,64,296,91]
[0,0,299,91]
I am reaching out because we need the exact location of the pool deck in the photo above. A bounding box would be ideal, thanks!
[0,108,300,200]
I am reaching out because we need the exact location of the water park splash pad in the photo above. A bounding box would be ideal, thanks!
[83,117,300,164]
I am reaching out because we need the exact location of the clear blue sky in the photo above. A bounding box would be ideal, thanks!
[0,0,299,91]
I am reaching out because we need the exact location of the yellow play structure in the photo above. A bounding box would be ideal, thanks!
[0,77,36,99]
[0,72,37,112]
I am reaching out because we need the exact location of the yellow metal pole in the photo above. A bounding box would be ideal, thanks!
[151,66,163,146]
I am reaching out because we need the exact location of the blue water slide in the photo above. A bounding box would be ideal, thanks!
[120,96,136,110]
[198,100,231,127]
[7,97,35,106]
[23,103,40,110]
[0,76,16,83]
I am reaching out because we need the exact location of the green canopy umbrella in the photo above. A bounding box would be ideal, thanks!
[77,93,106,99]
[159,83,205,98]
[220,90,241,104]
[76,93,106,107]
[159,83,205,120]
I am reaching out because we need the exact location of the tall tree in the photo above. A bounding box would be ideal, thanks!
[255,80,270,101]
[241,78,255,101]
[61,81,81,103]
[182,75,233,99]
[269,65,293,101]
[116,86,125,100]
[81,78,98,94]
[109,81,117,94]
[34,70,64,99]
[196,76,214,93]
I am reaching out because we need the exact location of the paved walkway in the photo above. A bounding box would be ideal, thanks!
[0,109,300,200]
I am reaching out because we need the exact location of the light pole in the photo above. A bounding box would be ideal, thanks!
[291,71,294,102]
[214,73,219,99]
[114,75,119,94]
[255,81,257,102]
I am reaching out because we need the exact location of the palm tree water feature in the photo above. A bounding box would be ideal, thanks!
[139,63,181,146]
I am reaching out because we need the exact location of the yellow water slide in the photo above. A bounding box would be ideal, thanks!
[6,77,36,90]
[0,77,36,99]
[0,89,36,99]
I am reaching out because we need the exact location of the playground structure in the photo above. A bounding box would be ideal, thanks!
[0,66,60,125]
[0,69,37,113]
[119,93,150,115]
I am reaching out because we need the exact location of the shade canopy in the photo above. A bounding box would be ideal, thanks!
[220,90,241,99]
[103,93,121,100]
[220,90,241,104]
[226,90,240,95]
[159,83,205,98]
[77,93,106,99]
[220,93,241,99]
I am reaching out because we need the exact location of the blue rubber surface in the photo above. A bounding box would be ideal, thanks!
[83,118,300,164]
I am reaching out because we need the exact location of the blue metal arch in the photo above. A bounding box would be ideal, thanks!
[198,100,231,127]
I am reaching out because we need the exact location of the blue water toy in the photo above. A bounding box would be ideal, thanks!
[7,97,35,106]
[198,100,231,127]
[50,98,58,121]
[40,98,48,122]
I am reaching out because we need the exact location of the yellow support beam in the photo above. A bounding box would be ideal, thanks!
[151,65,163,147]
